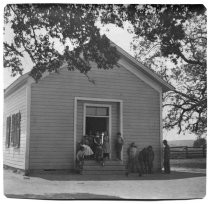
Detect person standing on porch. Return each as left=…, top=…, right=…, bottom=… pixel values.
left=94, top=132, right=103, bottom=165
left=116, top=132, right=124, bottom=160
left=163, top=140, right=171, bottom=174
left=81, top=142, right=94, bottom=160
left=103, top=131, right=110, bottom=161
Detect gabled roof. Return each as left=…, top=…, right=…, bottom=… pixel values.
left=112, top=42, right=174, bottom=93
left=4, top=72, right=29, bottom=97
left=4, top=41, right=174, bottom=97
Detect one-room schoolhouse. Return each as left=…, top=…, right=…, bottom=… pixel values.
left=3, top=42, right=174, bottom=174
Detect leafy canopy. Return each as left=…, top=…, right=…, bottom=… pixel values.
left=101, top=4, right=206, bottom=136
left=4, top=4, right=120, bottom=81
left=4, top=4, right=207, bottom=136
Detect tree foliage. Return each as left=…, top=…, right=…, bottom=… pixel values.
left=193, top=137, right=206, bottom=148
left=4, top=4, right=207, bottom=136
left=100, top=4, right=207, bottom=136
left=4, top=4, right=120, bottom=81
left=129, top=5, right=207, bottom=136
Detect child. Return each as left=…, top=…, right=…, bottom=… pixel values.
left=88, top=131, right=94, bottom=157
left=81, top=143, right=94, bottom=160
left=138, top=149, right=145, bottom=175
left=76, top=146, right=85, bottom=174
left=126, top=142, right=141, bottom=176
left=102, top=132, right=110, bottom=161
left=81, top=135, right=94, bottom=160
left=142, top=148, right=149, bottom=174
left=116, top=132, right=124, bottom=160
left=94, top=132, right=103, bottom=165
left=147, top=145, right=155, bottom=174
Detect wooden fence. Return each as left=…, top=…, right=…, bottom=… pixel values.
left=170, top=146, right=206, bottom=159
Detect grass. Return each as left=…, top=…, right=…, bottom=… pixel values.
left=170, top=158, right=206, bottom=169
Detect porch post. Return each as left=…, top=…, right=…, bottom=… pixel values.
left=73, top=98, right=77, bottom=168
left=120, top=101, right=123, bottom=161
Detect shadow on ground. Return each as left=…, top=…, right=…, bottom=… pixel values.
left=29, top=171, right=206, bottom=181
left=5, top=193, right=121, bottom=200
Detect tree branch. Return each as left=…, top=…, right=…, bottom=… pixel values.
left=4, top=42, right=24, bottom=57
left=175, top=47, right=203, bottom=66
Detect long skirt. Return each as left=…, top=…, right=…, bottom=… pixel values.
left=83, top=145, right=94, bottom=156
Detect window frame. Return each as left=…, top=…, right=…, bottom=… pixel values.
left=83, top=103, right=112, bottom=157
left=5, top=112, right=21, bottom=148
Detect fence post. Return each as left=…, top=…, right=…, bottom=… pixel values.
left=185, top=146, right=188, bottom=159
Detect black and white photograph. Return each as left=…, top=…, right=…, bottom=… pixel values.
left=2, top=2, right=207, bottom=200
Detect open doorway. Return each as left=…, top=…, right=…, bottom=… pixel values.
left=82, top=104, right=112, bottom=160
left=86, top=117, right=109, bottom=135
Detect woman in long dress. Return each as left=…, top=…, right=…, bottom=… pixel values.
left=80, top=135, right=93, bottom=160
left=81, top=144, right=94, bottom=160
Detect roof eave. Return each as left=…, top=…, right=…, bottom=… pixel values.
left=111, top=41, right=175, bottom=93
left=4, top=73, right=29, bottom=98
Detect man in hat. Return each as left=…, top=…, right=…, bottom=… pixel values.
left=163, top=140, right=170, bottom=174
left=147, top=145, right=155, bottom=174
left=116, top=132, right=124, bottom=160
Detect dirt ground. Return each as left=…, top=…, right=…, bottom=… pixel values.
left=4, top=166, right=206, bottom=200
left=171, top=158, right=206, bottom=169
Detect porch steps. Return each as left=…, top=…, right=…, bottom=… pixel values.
left=82, top=160, right=126, bottom=175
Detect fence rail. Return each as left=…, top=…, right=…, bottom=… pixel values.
left=170, top=146, right=206, bottom=159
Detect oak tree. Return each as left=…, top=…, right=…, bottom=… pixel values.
left=101, top=4, right=207, bottom=136
left=4, top=4, right=120, bottom=82
left=4, top=4, right=207, bottom=136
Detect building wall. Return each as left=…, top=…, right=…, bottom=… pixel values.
left=29, top=61, right=161, bottom=170
left=3, top=85, right=27, bottom=169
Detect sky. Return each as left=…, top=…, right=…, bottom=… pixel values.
left=2, top=4, right=200, bottom=142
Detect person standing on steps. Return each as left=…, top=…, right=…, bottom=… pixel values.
left=94, top=132, right=104, bottom=165
left=116, top=132, right=124, bottom=160
left=102, top=131, right=110, bottom=162
left=163, top=140, right=171, bottom=174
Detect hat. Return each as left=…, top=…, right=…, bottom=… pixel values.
left=131, top=142, right=136, bottom=147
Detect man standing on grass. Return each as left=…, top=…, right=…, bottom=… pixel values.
left=163, top=140, right=171, bottom=174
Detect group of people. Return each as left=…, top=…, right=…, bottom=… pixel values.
left=126, top=140, right=170, bottom=176
left=126, top=143, right=155, bottom=176
left=76, top=132, right=124, bottom=174
left=76, top=132, right=170, bottom=176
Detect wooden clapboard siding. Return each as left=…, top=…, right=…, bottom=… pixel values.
left=3, top=86, right=27, bottom=169
left=29, top=62, right=160, bottom=170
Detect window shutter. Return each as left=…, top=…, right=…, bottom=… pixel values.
left=13, top=114, right=17, bottom=147
left=11, top=114, right=15, bottom=146
left=16, top=112, right=21, bottom=148
left=6, top=116, right=11, bottom=148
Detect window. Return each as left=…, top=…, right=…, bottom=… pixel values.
left=6, top=112, right=21, bottom=148
left=86, top=106, right=109, bottom=116
left=6, top=116, right=11, bottom=148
